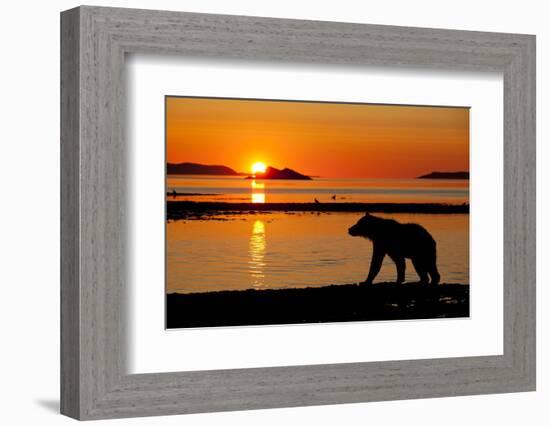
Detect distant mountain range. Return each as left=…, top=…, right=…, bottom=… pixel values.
left=246, top=166, right=312, bottom=180
left=418, top=171, right=469, bottom=180
left=167, top=162, right=242, bottom=176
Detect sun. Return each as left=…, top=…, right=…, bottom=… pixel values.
left=251, top=161, right=267, bottom=175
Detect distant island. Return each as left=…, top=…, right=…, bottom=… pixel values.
left=246, top=166, right=312, bottom=180
left=167, top=162, right=242, bottom=176
left=418, top=171, right=469, bottom=180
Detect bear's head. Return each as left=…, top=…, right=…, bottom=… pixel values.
left=348, top=213, right=377, bottom=238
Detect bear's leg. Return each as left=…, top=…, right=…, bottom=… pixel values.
left=429, top=264, right=440, bottom=285
left=412, top=258, right=429, bottom=284
left=363, top=246, right=385, bottom=285
left=391, top=256, right=406, bottom=284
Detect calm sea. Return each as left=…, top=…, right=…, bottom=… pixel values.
left=166, top=175, right=469, bottom=293
left=166, top=175, right=469, bottom=204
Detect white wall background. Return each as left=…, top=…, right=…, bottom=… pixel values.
left=0, top=0, right=546, bottom=425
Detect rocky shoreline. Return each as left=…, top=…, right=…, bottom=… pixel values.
left=167, top=282, right=469, bottom=329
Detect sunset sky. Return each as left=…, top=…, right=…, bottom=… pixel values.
left=166, top=96, right=469, bottom=179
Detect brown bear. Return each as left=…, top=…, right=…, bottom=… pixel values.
left=348, top=213, right=440, bottom=285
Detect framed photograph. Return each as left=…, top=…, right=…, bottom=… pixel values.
left=61, top=6, right=536, bottom=420
left=164, top=96, right=471, bottom=329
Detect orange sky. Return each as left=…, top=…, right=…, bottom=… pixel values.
left=166, top=96, right=469, bottom=179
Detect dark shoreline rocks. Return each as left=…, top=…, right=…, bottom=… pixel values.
left=167, top=282, right=469, bottom=329
left=166, top=201, right=469, bottom=221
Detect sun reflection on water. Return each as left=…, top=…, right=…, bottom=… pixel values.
left=251, top=180, right=265, bottom=203
left=251, top=193, right=265, bottom=203
left=249, top=220, right=266, bottom=288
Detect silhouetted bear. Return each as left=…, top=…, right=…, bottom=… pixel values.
left=348, top=213, right=440, bottom=285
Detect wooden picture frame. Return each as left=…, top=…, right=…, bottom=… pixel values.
left=60, top=5, right=536, bottom=420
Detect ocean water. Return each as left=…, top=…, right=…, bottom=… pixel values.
left=166, top=175, right=469, bottom=204
left=166, top=175, right=469, bottom=293
left=166, top=212, right=469, bottom=294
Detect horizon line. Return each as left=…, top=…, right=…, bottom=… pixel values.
left=166, top=161, right=469, bottom=180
